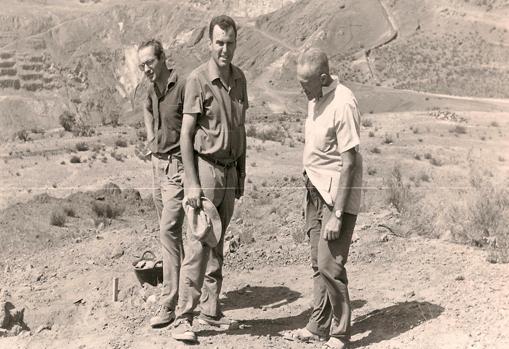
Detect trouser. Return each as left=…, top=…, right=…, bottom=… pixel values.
left=304, top=178, right=357, bottom=340
left=178, top=156, right=238, bottom=320
left=152, top=154, right=185, bottom=310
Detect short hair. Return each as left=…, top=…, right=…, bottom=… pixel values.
left=138, top=39, right=164, bottom=59
left=297, top=48, right=329, bottom=76
left=209, top=15, right=237, bottom=40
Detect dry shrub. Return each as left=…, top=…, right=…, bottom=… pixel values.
left=399, top=167, right=509, bottom=263
left=91, top=201, right=125, bottom=219
left=385, top=164, right=411, bottom=213
left=50, top=209, right=67, bottom=227
left=75, top=142, right=89, bottom=151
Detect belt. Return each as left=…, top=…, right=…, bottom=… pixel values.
left=197, top=153, right=237, bottom=168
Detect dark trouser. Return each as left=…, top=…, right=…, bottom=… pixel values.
left=152, top=154, right=185, bottom=310
left=304, top=179, right=357, bottom=340
left=178, top=156, right=238, bottom=320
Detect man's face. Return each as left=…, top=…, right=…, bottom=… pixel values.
left=138, top=46, right=164, bottom=83
left=209, top=25, right=236, bottom=69
left=297, top=64, right=322, bottom=101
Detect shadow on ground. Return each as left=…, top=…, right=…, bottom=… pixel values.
left=221, top=285, right=302, bottom=311
left=198, top=293, right=367, bottom=339
left=351, top=301, right=444, bottom=348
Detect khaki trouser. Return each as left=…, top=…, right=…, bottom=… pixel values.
left=152, top=154, right=185, bottom=310
left=178, top=156, right=238, bottom=320
left=304, top=178, right=357, bottom=340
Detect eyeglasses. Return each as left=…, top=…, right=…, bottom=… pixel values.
left=138, top=58, right=157, bottom=71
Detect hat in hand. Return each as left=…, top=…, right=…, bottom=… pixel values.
left=183, top=196, right=222, bottom=247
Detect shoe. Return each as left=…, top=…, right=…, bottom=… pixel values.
left=322, top=337, right=349, bottom=349
left=197, top=313, right=239, bottom=329
left=283, top=328, right=327, bottom=343
left=171, top=318, right=197, bottom=342
left=149, top=306, right=175, bottom=328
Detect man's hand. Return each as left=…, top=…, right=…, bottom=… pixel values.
left=322, top=215, right=342, bottom=241
left=185, top=186, right=203, bottom=209
left=236, top=175, right=246, bottom=199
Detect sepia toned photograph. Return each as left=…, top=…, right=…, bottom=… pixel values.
left=1, top=0, right=508, bottom=348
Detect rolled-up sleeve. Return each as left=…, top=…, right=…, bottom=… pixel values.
left=183, top=73, right=203, bottom=115
left=335, top=102, right=361, bottom=154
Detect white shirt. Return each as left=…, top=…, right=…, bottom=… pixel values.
left=303, top=76, right=363, bottom=214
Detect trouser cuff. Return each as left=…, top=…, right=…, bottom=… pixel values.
left=306, top=321, right=329, bottom=338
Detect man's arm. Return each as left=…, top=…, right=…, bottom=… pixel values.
left=322, top=101, right=361, bottom=240
left=235, top=125, right=246, bottom=199
left=180, top=113, right=202, bottom=208
left=143, top=98, right=155, bottom=156
left=322, top=148, right=357, bottom=240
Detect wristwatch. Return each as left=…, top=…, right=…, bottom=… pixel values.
left=334, top=209, right=343, bottom=219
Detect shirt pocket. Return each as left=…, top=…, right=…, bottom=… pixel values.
left=232, top=98, right=246, bottom=127
left=313, top=125, right=336, bottom=152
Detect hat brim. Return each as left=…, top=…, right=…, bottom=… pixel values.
left=184, top=196, right=222, bottom=247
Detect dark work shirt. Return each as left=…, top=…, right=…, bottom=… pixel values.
left=145, top=69, right=185, bottom=155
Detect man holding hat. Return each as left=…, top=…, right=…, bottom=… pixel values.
left=172, top=14, right=248, bottom=343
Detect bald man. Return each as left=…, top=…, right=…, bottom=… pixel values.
left=284, top=48, right=363, bottom=349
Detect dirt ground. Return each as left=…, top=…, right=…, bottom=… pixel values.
left=1, top=108, right=508, bottom=348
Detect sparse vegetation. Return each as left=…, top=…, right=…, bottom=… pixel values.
left=383, top=134, right=394, bottom=144
left=370, top=147, right=382, bottom=154
left=70, top=156, right=81, bottom=164
left=115, top=139, right=128, bottom=148
left=75, top=142, right=89, bottom=151
left=385, top=164, right=411, bottom=213
left=450, top=125, right=467, bottom=135
left=91, top=201, right=125, bottom=219
left=362, top=118, right=373, bottom=127
left=50, top=209, right=67, bottom=227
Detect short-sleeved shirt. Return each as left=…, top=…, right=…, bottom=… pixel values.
left=303, top=76, right=363, bottom=214
left=183, top=59, right=248, bottom=163
left=145, top=69, right=185, bottom=155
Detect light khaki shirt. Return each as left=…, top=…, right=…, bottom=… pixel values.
left=183, top=59, right=248, bottom=163
left=303, top=76, right=363, bottom=214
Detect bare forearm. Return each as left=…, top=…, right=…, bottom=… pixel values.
left=143, top=110, right=155, bottom=143
left=181, top=131, right=199, bottom=187
left=333, top=151, right=357, bottom=212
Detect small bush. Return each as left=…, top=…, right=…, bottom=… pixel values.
left=430, top=157, right=443, bottom=166
left=449, top=125, right=467, bottom=134
left=70, top=156, right=81, bottom=163
left=414, top=154, right=421, bottom=160
left=490, top=121, right=499, bottom=127
left=419, top=172, right=431, bottom=182
left=50, top=209, right=67, bottom=226
left=382, top=134, right=394, bottom=144
left=59, top=111, right=76, bottom=132
left=362, top=118, right=373, bottom=127
left=367, top=167, right=377, bottom=175
left=91, top=201, right=125, bottom=219
left=370, top=147, right=381, bottom=154
left=368, top=131, right=375, bottom=137
left=424, top=152, right=432, bottom=160
left=75, top=142, right=89, bottom=151
left=14, top=129, right=30, bottom=142
left=110, top=151, right=124, bottom=162
left=115, top=139, right=128, bottom=148
left=385, top=164, right=411, bottom=213
left=63, top=206, right=76, bottom=217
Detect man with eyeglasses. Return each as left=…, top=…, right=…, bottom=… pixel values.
left=137, top=39, right=186, bottom=328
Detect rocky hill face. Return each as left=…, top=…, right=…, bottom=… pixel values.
left=0, top=0, right=508, bottom=139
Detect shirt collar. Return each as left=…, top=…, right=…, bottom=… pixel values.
left=207, top=58, right=242, bottom=83
left=152, top=68, right=178, bottom=97
left=318, top=75, right=338, bottom=101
